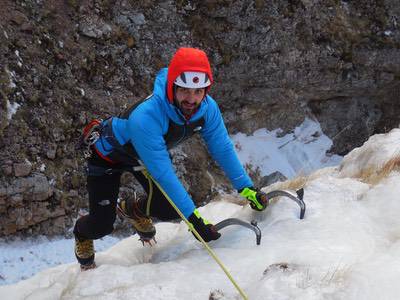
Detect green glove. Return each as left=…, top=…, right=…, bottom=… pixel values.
left=240, top=187, right=269, bottom=211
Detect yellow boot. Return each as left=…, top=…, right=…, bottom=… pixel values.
left=74, top=237, right=96, bottom=270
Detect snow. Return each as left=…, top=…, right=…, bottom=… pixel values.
left=232, top=117, right=342, bottom=178
left=77, top=88, right=85, bottom=97
left=6, top=68, right=17, bottom=89
left=15, top=50, right=23, bottom=67
left=5, top=67, right=21, bottom=121
left=338, top=128, right=400, bottom=178
left=39, top=163, right=46, bottom=172
left=0, top=236, right=119, bottom=285
left=1, top=121, right=400, bottom=300
left=6, top=99, right=20, bottom=121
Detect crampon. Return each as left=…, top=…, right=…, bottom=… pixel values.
left=80, top=262, right=97, bottom=271
left=138, top=235, right=157, bottom=246
left=117, top=197, right=157, bottom=246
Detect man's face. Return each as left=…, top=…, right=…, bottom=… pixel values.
left=174, top=86, right=206, bottom=117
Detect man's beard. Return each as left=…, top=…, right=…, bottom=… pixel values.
left=174, top=100, right=200, bottom=117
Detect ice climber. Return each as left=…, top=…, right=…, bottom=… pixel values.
left=73, top=47, right=269, bottom=270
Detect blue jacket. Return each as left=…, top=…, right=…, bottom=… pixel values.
left=95, top=68, right=253, bottom=218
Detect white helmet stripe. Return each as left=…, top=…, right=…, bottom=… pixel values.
left=174, top=71, right=211, bottom=88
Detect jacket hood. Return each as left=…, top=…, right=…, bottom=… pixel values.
left=166, top=47, right=213, bottom=103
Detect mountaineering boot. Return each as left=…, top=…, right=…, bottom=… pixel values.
left=74, top=237, right=96, bottom=271
left=117, top=196, right=156, bottom=245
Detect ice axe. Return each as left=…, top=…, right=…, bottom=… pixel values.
left=214, top=218, right=262, bottom=245
left=264, top=188, right=306, bottom=219
left=213, top=188, right=305, bottom=246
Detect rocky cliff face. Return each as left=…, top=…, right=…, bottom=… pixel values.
left=1, top=0, right=399, bottom=236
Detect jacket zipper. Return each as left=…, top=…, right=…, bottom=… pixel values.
left=174, top=121, right=187, bottom=146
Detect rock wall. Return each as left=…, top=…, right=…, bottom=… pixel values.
left=0, top=0, right=399, bottom=236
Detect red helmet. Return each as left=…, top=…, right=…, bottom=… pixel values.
left=167, top=48, right=213, bottom=103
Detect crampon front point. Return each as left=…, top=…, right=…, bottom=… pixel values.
left=138, top=236, right=157, bottom=246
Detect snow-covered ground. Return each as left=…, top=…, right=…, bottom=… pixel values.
left=0, top=235, right=120, bottom=285
left=2, top=120, right=399, bottom=300
left=0, top=118, right=334, bottom=287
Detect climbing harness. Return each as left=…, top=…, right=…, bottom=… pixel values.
left=77, top=119, right=102, bottom=158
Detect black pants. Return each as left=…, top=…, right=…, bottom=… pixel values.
left=73, top=155, right=180, bottom=240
